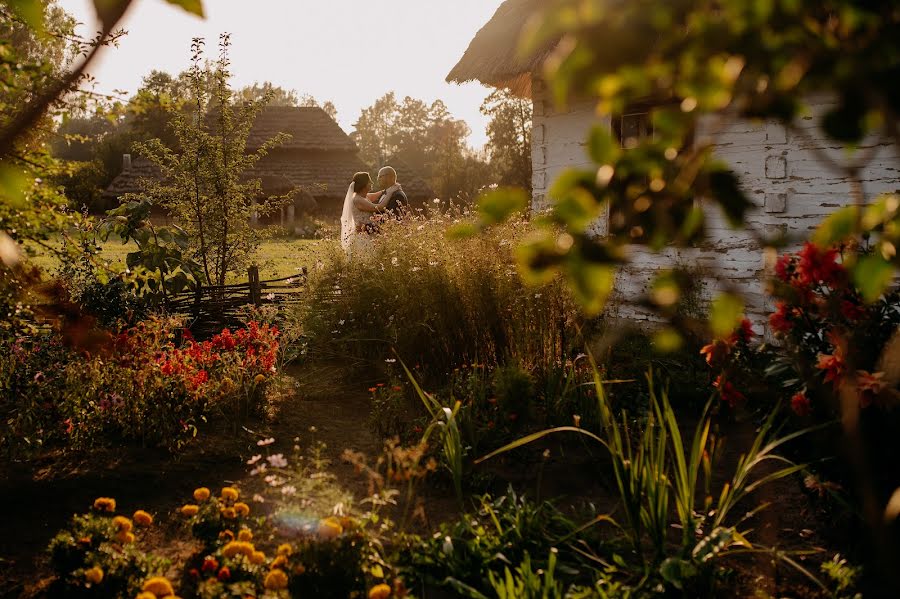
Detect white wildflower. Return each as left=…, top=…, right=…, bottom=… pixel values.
left=247, top=454, right=262, bottom=465
left=280, top=485, right=297, bottom=496
left=257, top=437, right=275, bottom=447
left=267, top=453, right=288, bottom=468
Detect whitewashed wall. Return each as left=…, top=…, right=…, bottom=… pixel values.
left=530, top=81, right=900, bottom=327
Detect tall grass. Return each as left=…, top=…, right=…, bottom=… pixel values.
left=299, top=210, right=578, bottom=376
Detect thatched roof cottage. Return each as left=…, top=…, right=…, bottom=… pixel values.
left=104, top=106, right=433, bottom=225
left=449, top=0, right=900, bottom=324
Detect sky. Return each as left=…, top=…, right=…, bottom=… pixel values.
left=56, top=0, right=504, bottom=147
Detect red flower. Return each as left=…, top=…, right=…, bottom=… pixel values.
left=840, top=299, right=866, bottom=322
left=790, top=391, right=811, bottom=417
left=700, top=341, right=728, bottom=366
left=713, top=374, right=745, bottom=407
left=774, top=254, right=794, bottom=283
left=797, top=243, right=843, bottom=288
left=816, top=351, right=845, bottom=388
left=730, top=318, right=755, bottom=344
left=218, top=566, right=231, bottom=582
left=189, top=568, right=200, bottom=579
left=202, top=558, right=219, bottom=573
left=768, top=302, right=793, bottom=334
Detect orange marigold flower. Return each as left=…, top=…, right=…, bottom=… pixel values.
left=264, top=569, right=289, bottom=590
left=254, top=374, right=266, bottom=384
left=222, top=541, right=255, bottom=559
left=112, top=516, right=132, bottom=533
left=84, top=566, right=103, bottom=585
left=180, top=504, right=199, bottom=517
left=115, top=530, right=135, bottom=544
left=276, top=543, right=293, bottom=556
left=816, top=351, right=845, bottom=388
left=142, top=576, right=174, bottom=597
left=857, top=370, right=886, bottom=408
left=133, top=510, right=153, bottom=527
left=136, top=593, right=156, bottom=599
left=271, top=554, right=289, bottom=569
left=250, top=551, right=267, bottom=565
left=217, top=566, right=231, bottom=582
left=317, top=517, right=343, bottom=540
left=93, top=497, right=116, bottom=512
left=221, top=487, right=239, bottom=502
left=219, top=530, right=235, bottom=542
left=237, top=528, right=253, bottom=542
left=193, top=487, right=211, bottom=502
left=221, top=507, right=237, bottom=519
left=234, top=502, right=250, bottom=517
left=369, top=583, right=392, bottom=599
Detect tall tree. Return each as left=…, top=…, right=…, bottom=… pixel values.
left=481, top=89, right=532, bottom=192
left=133, top=36, right=289, bottom=287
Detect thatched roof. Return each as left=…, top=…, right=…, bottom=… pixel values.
left=246, top=106, right=358, bottom=152
left=446, top=0, right=556, bottom=97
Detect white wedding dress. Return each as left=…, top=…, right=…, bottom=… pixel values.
left=340, top=184, right=375, bottom=260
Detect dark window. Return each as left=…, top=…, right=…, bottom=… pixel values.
left=613, top=111, right=654, bottom=148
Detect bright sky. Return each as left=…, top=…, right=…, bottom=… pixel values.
left=56, top=0, right=503, bottom=147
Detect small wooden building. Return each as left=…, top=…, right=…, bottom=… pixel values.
left=449, top=0, right=900, bottom=324
left=104, top=106, right=433, bottom=226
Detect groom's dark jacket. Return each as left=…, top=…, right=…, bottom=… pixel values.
left=378, top=188, right=408, bottom=220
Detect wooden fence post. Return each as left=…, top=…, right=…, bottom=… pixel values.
left=248, top=265, right=261, bottom=306
left=193, top=284, right=202, bottom=320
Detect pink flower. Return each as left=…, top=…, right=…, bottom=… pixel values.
left=790, top=391, right=811, bottom=417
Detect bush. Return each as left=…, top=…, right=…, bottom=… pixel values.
left=300, top=211, right=579, bottom=378
left=0, top=319, right=281, bottom=456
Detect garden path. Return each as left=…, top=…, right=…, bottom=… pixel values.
left=0, top=361, right=385, bottom=597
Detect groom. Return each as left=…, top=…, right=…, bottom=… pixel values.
left=374, top=166, right=408, bottom=220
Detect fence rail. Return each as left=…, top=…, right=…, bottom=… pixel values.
left=165, top=266, right=307, bottom=338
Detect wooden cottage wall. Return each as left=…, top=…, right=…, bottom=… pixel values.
left=530, top=85, right=900, bottom=328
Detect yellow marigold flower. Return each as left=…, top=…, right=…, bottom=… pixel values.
left=136, top=593, right=155, bottom=599
left=222, top=541, right=255, bottom=559
left=317, top=516, right=343, bottom=540
left=115, top=530, right=135, bottom=544
left=254, top=374, right=266, bottom=384
left=113, top=516, right=133, bottom=533
left=234, top=502, right=250, bottom=517
left=271, top=555, right=288, bottom=569
left=142, top=576, right=174, bottom=597
left=369, top=583, right=392, bottom=599
left=180, top=504, right=199, bottom=517
left=84, top=566, right=103, bottom=585
left=237, top=528, right=253, bottom=542
left=276, top=543, right=292, bottom=556
left=193, top=487, right=211, bottom=502
left=93, top=497, right=116, bottom=512
left=133, top=510, right=153, bottom=527
left=219, top=529, right=235, bottom=542
left=264, top=569, right=289, bottom=590
left=250, top=551, right=266, bottom=565
left=221, top=507, right=237, bottom=519
left=220, top=487, right=239, bottom=502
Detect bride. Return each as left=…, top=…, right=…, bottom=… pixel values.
left=340, top=171, right=401, bottom=258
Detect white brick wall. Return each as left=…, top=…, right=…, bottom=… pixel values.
left=530, top=87, right=900, bottom=326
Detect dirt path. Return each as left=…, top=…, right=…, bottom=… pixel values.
left=0, top=361, right=383, bottom=598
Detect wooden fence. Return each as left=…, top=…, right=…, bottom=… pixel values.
left=165, top=265, right=307, bottom=338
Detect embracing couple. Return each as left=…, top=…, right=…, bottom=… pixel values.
left=340, top=166, right=407, bottom=258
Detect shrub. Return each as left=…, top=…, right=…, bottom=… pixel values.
left=47, top=498, right=168, bottom=598
left=300, top=211, right=579, bottom=377
left=0, top=319, right=281, bottom=456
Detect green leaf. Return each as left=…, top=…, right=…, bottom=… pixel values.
left=8, top=0, right=45, bottom=31
left=659, top=557, right=698, bottom=590
left=566, top=259, right=615, bottom=316
left=813, top=206, right=859, bottom=246
left=0, top=164, right=28, bottom=208
left=853, top=254, right=894, bottom=303
left=161, top=0, right=205, bottom=17
left=587, top=126, right=621, bottom=165
left=553, top=188, right=602, bottom=231
left=709, top=292, right=744, bottom=339
left=477, top=188, right=529, bottom=225
left=653, top=328, right=683, bottom=353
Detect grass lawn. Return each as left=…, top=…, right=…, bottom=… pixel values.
left=24, top=236, right=336, bottom=283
